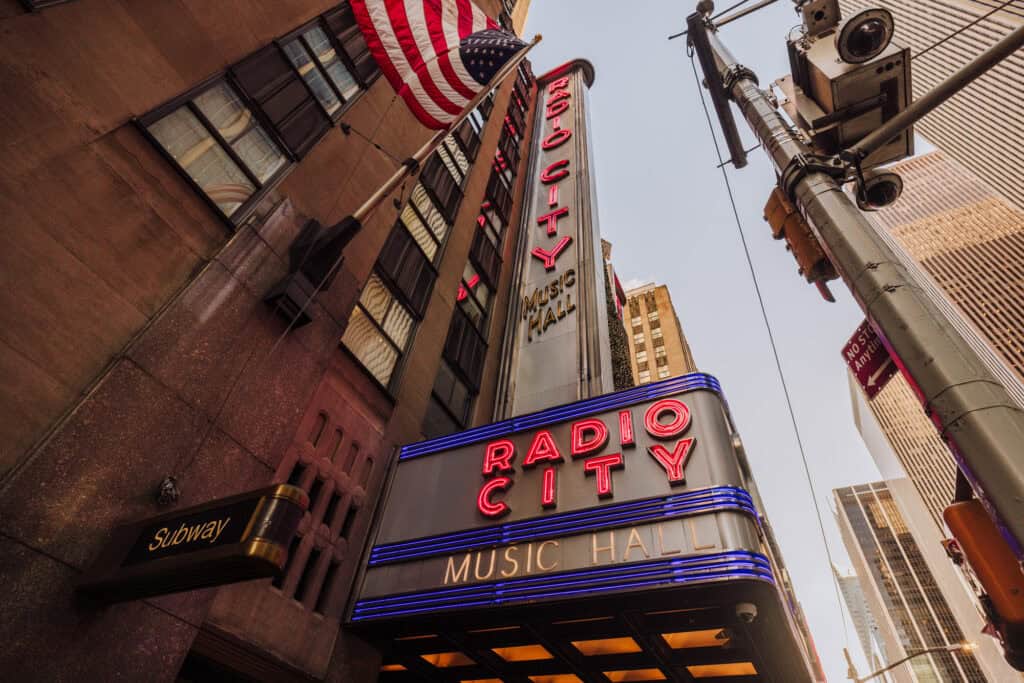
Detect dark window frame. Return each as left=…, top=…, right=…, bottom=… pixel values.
left=136, top=73, right=293, bottom=229
left=278, top=18, right=368, bottom=123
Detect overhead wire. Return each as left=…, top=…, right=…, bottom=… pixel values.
left=685, top=45, right=852, bottom=651
left=913, top=0, right=1021, bottom=61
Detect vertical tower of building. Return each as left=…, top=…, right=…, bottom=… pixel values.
left=834, top=482, right=987, bottom=682
left=839, top=0, right=1024, bottom=211
left=623, top=283, right=697, bottom=384
left=836, top=566, right=891, bottom=677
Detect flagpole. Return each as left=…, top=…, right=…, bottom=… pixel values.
left=353, top=32, right=543, bottom=223
left=266, top=33, right=544, bottom=339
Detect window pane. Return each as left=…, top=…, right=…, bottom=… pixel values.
left=399, top=208, right=438, bottom=262
left=358, top=273, right=392, bottom=323
left=409, top=185, right=450, bottom=249
left=147, top=107, right=255, bottom=216
left=341, top=308, right=399, bottom=386
left=192, top=83, right=286, bottom=182
left=381, top=299, right=414, bottom=348
left=282, top=39, right=342, bottom=116
left=304, top=25, right=360, bottom=100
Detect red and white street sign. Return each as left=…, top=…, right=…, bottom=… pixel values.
left=843, top=319, right=898, bottom=399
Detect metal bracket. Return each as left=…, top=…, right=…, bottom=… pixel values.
left=779, top=152, right=847, bottom=201
left=723, top=64, right=758, bottom=93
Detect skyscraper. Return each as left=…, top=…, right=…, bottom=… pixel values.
left=624, top=283, right=698, bottom=384
left=836, top=566, right=891, bottom=677
left=835, top=482, right=987, bottom=682
left=839, top=0, right=1024, bottom=211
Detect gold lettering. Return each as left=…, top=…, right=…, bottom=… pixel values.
left=565, top=292, right=576, bottom=314
left=211, top=517, right=230, bottom=543
left=528, top=312, right=542, bottom=341
left=543, top=306, right=557, bottom=331
left=623, top=527, right=650, bottom=561
left=444, top=554, right=471, bottom=584
left=149, top=527, right=169, bottom=551
left=688, top=519, right=716, bottom=551
left=500, top=546, right=520, bottom=577
left=171, top=524, right=189, bottom=546
left=656, top=523, right=682, bottom=556
left=537, top=540, right=559, bottom=571
left=592, top=531, right=615, bottom=565
left=564, top=269, right=576, bottom=288
left=474, top=549, right=497, bottom=580
left=557, top=298, right=565, bottom=319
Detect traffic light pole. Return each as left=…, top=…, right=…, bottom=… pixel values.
left=691, top=15, right=1024, bottom=559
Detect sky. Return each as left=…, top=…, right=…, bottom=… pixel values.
left=523, top=2, right=890, bottom=680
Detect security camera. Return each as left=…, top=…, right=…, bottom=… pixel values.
left=837, top=9, right=894, bottom=64
left=777, top=6, right=912, bottom=168
left=735, top=602, right=758, bottom=624
left=855, top=168, right=903, bottom=211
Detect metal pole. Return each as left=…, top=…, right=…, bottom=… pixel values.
left=688, top=13, right=748, bottom=168
left=854, top=643, right=968, bottom=683
left=700, top=24, right=1024, bottom=558
left=848, top=23, right=1024, bottom=162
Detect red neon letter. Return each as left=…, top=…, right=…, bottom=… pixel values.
left=571, top=418, right=609, bottom=458
left=523, top=429, right=563, bottom=467
left=540, top=159, right=570, bottom=184
left=542, top=128, right=572, bottom=150
left=546, top=99, right=570, bottom=119
left=477, top=477, right=513, bottom=517
left=647, top=438, right=696, bottom=485
left=583, top=453, right=624, bottom=498
left=547, top=76, right=570, bottom=93
left=483, top=439, right=515, bottom=475
left=541, top=466, right=557, bottom=508
left=537, top=206, right=569, bottom=236
left=619, top=410, right=635, bottom=447
left=531, top=236, right=572, bottom=270
left=547, top=185, right=559, bottom=207
left=643, top=399, right=691, bottom=439
left=547, top=89, right=571, bottom=105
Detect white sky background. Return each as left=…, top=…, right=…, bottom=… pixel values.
left=524, top=2, right=890, bottom=680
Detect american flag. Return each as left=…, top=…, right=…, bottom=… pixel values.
left=352, top=0, right=527, bottom=129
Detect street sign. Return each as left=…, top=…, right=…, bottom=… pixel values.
left=843, top=319, right=898, bottom=399
left=78, top=484, right=307, bottom=603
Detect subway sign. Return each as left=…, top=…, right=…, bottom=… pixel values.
left=78, top=484, right=307, bottom=602
left=351, top=374, right=771, bottom=622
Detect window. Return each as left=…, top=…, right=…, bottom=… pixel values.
left=633, top=332, right=645, bottom=344
left=628, top=299, right=640, bottom=317
left=322, top=3, right=381, bottom=87
left=631, top=316, right=642, bottom=328
left=377, top=225, right=435, bottom=316
left=341, top=273, right=416, bottom=388
left=655, top=347, right=667, bottom=358
left=281, top=23, right=361, bottom=118
left=424, top=361, right=473, bottom=438
left=638, top=370, right=651, bottom=384
left=142, top=79, right=288, bottom=222
left=658, top=368, right=671, bottom=379
left=635, top=341, right=646, bottom=352
left=648, top=317, right=661, bottom=329
left=636, top=350, right=648, bottom=363
left=648, top=310, right=659, bottom=321
left=457, top=262, right=492, bottom=334
left=651, top=328, right=663, bottom=340
left=656, top=356, right=668, bottom=367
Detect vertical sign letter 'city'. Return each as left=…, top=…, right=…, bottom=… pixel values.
left=524, top=75, right=576, bottom=341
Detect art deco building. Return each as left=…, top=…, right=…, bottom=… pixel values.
left=835, top=483, right=987, bottom=682
left=839, top=0, right=1024, bottom=211
left=0, top=1, right=536, bottom=680
left=624, top=283, right=698, bottom=384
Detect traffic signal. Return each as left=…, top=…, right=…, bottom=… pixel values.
left=763, top=187, right=838, bottom=300
left=945, top=499, right=1024, bottom=670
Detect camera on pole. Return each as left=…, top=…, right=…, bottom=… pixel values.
left=777, top=1, right=913, bottom=175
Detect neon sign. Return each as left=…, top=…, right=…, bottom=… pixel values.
left=476, top=398, right=697, bottom=517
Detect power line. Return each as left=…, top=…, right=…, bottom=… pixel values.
left=686, top=47, right=852, bottom=650
left=913, top=0, right=1020, bottom=61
